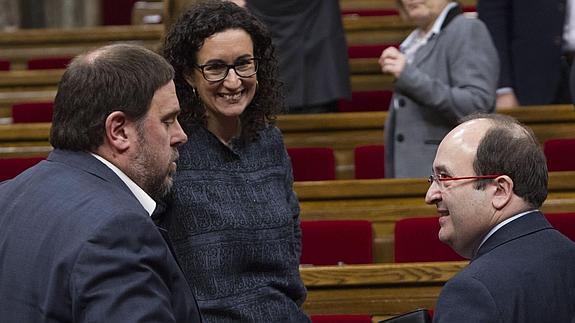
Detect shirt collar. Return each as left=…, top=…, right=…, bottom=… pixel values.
left=91, top=153, right=156, bottom=217
left=400, top=2, right=458, bottom=52
left=475, top=209, right=539, bottom=256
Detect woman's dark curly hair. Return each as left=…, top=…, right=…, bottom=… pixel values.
left=162, top=0, right=283, bottom=142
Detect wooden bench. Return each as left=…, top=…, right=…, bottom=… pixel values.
left=0, top=14, right=421, bottom=71
left=279, top=105, right=575, bottom=179
left=1, top=105, right=575, bottom=177
left=0, top=25, right=164, bottom=70
left=0, top=68, right=394, bottom=114
left=340, top=0, right=476, bottom=10
left=302, top=261, right=467, bottom=319
left=296, top=171, right=575, bottom=262
left=1, top=122, right=574, bottom=263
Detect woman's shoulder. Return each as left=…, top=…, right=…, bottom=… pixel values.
left=448, top=14, right=490, bottom=35
left=257, top=123, right=285, bottom=144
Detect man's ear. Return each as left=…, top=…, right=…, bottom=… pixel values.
left=105, top=111, right=133, bottom=152
left=492, top=175, right=514, bottom=210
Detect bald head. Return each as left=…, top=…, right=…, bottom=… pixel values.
left=456, top=114, right=548, bottom=207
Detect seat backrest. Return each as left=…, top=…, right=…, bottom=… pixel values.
left=27, top=57, right=71, bottom=70
left=394, top=216, right=465, bottom=263
left=11, top=102, right=54, bottom=123
left=543, top=138, right=575, bottom=171
left=545, top=212, right=575, bottom=241
left=347, top=43, right=400, bottom=58
left=338, top=90, right=392, bottom=112
left=0, top=157, right=45, bottom=181
left=354, top=144, right=385, bottom=179
left=311, top=314, right=372, bottom=323
left=0, top=59, right=10, bottom=71
left=101, top=0, right=139, bottom=25
left=287, top=147, right=336, bottom=181
left=300, top=220, right=373, bottom=266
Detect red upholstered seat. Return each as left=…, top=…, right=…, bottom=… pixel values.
left=0, top=157, right=45, bottom=181
left=11, top=102, right=54, bottom=123
left=311, top=314, right=372, bottom=323
left=0, top=59, right=10, bottom=70
left=348, top=43, right=399, bottom=58
left=546, top=212, right=575, bottom=241
left=543, top=138, right=575, bottom=171
left=27, top=57, right=71, bottom=70
left=287, top=147, right=336, bottom=181
left=338, top=90, right=392, bottom=112
left=354, top=144, right=385, bottom=179
left=101, top=0, right=139, bottom=25
left=300, top=220, right=373, bottom=266
left=394, top=216, right=465, bottom=263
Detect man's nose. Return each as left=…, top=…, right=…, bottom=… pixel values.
left=425, top=181, right=442, bottom=205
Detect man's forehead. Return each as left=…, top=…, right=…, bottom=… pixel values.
left=433, top=119, right=491, bottom=172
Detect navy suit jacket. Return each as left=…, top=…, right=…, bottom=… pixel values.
left=477, top=0, right=567, bottom=105
left=433, top=211, right=575, bottom=322
left=0, top=150, right=201, bottom=322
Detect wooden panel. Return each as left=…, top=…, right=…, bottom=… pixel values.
left=301, top=261, right=467, bottom=316
left=340, top=0, right=477, bottom=10
left=350, top=58, right=381, bottom=74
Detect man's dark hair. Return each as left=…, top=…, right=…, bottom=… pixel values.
left=461, top=113, right=548, bottom=208
left=50, top=44, right=174, bottom=151
left=162, top=0, right=283, bottom=142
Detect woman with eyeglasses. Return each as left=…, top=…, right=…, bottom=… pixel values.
left=162, top=1, right=309, bottom=322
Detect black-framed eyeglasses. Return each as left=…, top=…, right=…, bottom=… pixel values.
left=428, top=174, right=502, bottom=185
left=195, top=58, right=258, bottom=82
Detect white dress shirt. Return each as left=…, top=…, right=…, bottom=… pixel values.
left=91, top=153, right=156, bottom=217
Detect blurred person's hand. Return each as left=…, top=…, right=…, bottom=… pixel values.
left=378, top=46, right=406, bottom=78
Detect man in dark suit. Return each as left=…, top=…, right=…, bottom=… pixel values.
left=0, top=44, right=202, bottom=322
left=426, top=113, right=575, bottom=322
left=477, top=0, right=571, bottom=107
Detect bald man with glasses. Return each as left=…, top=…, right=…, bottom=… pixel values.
left=426, top=113, right=575, bottom=322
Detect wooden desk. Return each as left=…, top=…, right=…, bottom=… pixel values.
left=302, top=261, right=467, bottom=317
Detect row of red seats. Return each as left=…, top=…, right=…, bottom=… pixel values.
left=2, top=140, right=574, bottom=182
left=7, top=92, right=391, bottom=125
left=0, top=57, right=72, bottom=71
left=395, top=212, right=575, bottom=262
left=287, top=146, right=384, bottom=181
left=303, top=212, right=575, bottom=265
left=288, top=139, right=575, bottom=181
